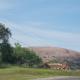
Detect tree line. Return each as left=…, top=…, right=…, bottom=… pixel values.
left=0, top=23, right=42, bottom=68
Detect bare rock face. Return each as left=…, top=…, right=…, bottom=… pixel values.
left=29, top=47, right=80, bottom=62
left=29, top=47, right=80, bottom=69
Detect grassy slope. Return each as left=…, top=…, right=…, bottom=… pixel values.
left=0, top=67, right=80, bottom=80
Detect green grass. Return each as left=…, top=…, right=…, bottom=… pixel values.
left=0, top=67, right=80, bottom=80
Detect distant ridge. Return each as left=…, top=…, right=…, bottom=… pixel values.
left=29, top=47, right=80, bottom=62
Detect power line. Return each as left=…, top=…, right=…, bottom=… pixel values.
left=10, top=25, right=51, bottom=46
left=11, top=37, right=29, bottom=46
left=11, top=26, right=44, bottom=41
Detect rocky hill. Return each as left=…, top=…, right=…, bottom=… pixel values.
left=29, top=47, right=80, bottom=69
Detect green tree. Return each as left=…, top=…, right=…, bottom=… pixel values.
left=23, top=50, right=42, bottom=67
left=14, top=43, right=42, bottom=67
left=13, top=43, right=26, bottom=64
left=0, top=43, right=13, bottom=63
left=0, top=23, right=11, bottom=43
left=0, top=23, right=13, bottom=64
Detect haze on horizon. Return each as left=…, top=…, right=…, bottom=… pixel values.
left=0, top=0, right=80, bottom=51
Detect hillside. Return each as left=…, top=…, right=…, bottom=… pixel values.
left=29, top=47, right=80, bottom=61
left=29, top=47, right=80, bottom=69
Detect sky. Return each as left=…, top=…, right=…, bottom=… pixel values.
left=0, top=0, right=80, bottom=51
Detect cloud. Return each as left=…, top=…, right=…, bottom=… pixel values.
left=0, top=20, right=80, bottom=51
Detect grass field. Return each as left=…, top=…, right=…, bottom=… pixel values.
left=0, top=67, right=80, bottom=80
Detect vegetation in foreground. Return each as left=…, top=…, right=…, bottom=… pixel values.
left=0, top=23, right=42, bottom=68
left=0, top=67, right=80, bottom=80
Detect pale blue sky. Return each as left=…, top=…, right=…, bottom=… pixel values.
left=0, top=0, right=80, bottom=51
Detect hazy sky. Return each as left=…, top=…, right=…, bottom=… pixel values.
left=0, top=0, right=80, bottom=51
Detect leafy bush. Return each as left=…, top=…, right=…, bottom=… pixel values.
left=13, top=43, right=42, bottom=67
left=0, top=43, right=14, bottom=64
